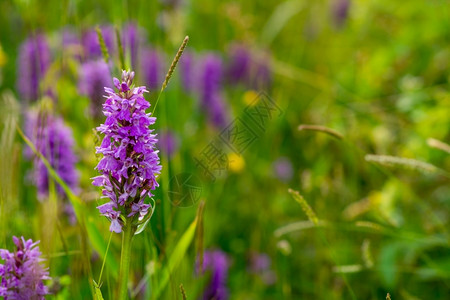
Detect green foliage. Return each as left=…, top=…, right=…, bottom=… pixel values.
left=153, top=214, right=198, bottom=299
left=0, top=0, right=449, bottom=299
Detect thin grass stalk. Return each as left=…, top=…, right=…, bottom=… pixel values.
left=288, top=188, right=319, bottom=225
left=196, top=201, right=205, bottom=273
left=365, top=154, right=450, bottom=178
left=97, top=232, right=113, bottom=285
left=180, top=284, right=187, bottom=300
left=298, top=124, right=344, bottom=140
left=152, top=36, right=189, bottom=115
left=96, top=27, right=110, bottom=64
left=427, top=138, right=450, bottom=154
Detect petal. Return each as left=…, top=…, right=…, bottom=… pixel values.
left=110, top=219, right=122, bottom=233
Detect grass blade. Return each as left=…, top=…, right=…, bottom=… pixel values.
left=365, top=154, right=450, bottom=178
left=298, top=124, right=344, bottom=140
left=153, top=216, right=198, bottom=298
left=427, top=138, right=450, bottom=154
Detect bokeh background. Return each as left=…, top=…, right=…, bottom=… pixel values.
left=0, top=0, right=449, bottom=299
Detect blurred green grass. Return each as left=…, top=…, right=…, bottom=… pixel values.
left=0, top=0, right=449, bottom=299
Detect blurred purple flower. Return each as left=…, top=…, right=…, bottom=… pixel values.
left=248, top=252, right=277, bottom=285
left=62, top=30, right=79, bottom=46
left=122, top=23, right=146, bottom=70
left=199, top=54, right=229, bottom=128
left=25, top=111, right=79, bottom=202
left=179, top=51, right=195, bottom=93
left=0, top=236, right=50, bottom=299
left=158, top=130, right=179, bottom=157
left=78, top=59, right=112, bottom=118
left=200, top=54, right=222, bottom=101
left=17, top=34, right=51, bottom=102
left=272, top=157, right=293, bottom=182
left=82, top=26, right=115, bottom=59
left=249, top=53, right=272, bottom=90
left=332, top=0, right=350, bottom=27
left=209, top=94, right=228, bottom=128
left=61, top=29, right=80, bottom=48
left=248, top=252, right=271, bottom=273
left=160, top=0, right=184, bottom=8
left=60, top=28, right=82, bottom=60
left=93, top=70, right=162, bottom=233
left=225, top=43, right=272, bottom=90
left=197, top=250, right=229, bottom=300
left=226, top=44, right=251, bottom=85
left=141, top=48, right=166, bottom=91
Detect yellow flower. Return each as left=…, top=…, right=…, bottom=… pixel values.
left=242, top=90, right=259, bottom=106
left=228, top=152, right=245, bottom=173
left=0, top=44, right=7, bottom=67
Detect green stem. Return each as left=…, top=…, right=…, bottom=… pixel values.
left=118, top=223, right=136, bottom=300
left=98, top=231, right=113, bottom=284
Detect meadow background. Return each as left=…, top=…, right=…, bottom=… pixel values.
left=0, top=0, right=449, bottom=299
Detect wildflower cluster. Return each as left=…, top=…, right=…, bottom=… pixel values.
left=17, top=34, right=50, bottom=102
left=0, top=236, right=50, bottom=299
left=25, top=111, right=79, bottom=202
left=93, top=70, right=161, bottom=233
left=78, top=60, right=112, bottom=118
left=199, top=54, right=228, bottom=128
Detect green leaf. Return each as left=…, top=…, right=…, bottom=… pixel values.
left=152, top=217, right=198, bottom=298
left=93, top=280, right=105, bottom=300
left=378, top=242, right=403, bottom=288
left=135, top=198, right=156, bottom=236
left=135, top=216, right=151, bottom=236
left=261, top=0, right=304, bottom=44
